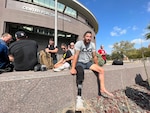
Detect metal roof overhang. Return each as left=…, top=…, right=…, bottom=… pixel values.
left=57, top=0, right=98, bottom=34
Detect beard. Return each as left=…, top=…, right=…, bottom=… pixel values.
left=84, top=38, right=91, bottom=45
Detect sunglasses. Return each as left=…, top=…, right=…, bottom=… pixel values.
left=61, top=48, right=65, bottom=50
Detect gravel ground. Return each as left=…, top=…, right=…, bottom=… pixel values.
left=59, top=83, right=150, bottom=113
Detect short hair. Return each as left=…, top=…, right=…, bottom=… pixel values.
left=49, top=38, right=54, bottom=41
left=83, top=31, right=92, bottom=37
left=61, top=43, right=67, bottom=47
left=1, top=33, right=11, bottom=38
left=100, top=45, right=104, bottom=48
left=70, top=42, right=75, bottom=45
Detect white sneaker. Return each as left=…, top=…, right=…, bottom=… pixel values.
left=53, top=68, right=61, bottom=72
left=59, top=66, right=65, bottom=70
left=64, top=67, right=70, bottom=70
left=53, top=66, right=64, bottom=72
left=76, top=96, right=85, bottom=111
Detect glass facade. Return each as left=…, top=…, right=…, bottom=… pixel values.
left=64, top=6, right=77, bottom=18
left=19, top=0, right=77, bottom=18
left=17, top=0, right=95, bottom=29
left=57, top=2, right=65, bottom=12
left=33, top=0, right=76, bottom=17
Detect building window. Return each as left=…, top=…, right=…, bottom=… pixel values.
left=33, top=0, right=76, bottom=18
left=57, top=2, right=65, bottom=12
left=33, top=0, right=65, bottom=12
left=64, top=6, right=77, bottom=18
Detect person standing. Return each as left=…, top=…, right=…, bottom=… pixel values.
left=0, top=33, right=13, bottom=71
left=98, top=45, right=107, bottom=64
left=70, top=31, right=113, bottom=111
left=9, top=31, right=38, bottom=71
left=45, top=38, right=58, bottom=64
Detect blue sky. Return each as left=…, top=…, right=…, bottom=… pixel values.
left=78, top=0, right=150, bottom=54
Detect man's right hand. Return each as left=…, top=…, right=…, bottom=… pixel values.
left=45, top=48, right=49, bottom=53
left=70, top=68, right=77, bottom=75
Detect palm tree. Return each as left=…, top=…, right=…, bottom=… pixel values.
left=145, top=25, right=150, bottom=40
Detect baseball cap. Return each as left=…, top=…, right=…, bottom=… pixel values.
left=15, top=31, right=26, bottom=38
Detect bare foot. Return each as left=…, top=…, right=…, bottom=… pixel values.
left=101, top=89, right=114, bottom=97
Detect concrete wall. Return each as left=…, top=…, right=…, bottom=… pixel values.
left=0, top=63, right=150, bottom=112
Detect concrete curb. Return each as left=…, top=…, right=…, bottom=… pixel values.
left=0, top=62, right=149, bottom=112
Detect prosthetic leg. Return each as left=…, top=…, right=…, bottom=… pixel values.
left=75, top=65, right=85, bottom=112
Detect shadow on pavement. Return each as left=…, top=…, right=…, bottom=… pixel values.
left=135, top=74, right=150, bottom=90
left=65, top=110, right=74, bottom=113
left=125, top=86, right=150, bottom=110
left=65, top=110, right=82, bottom=113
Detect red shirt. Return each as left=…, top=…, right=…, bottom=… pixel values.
left=98, top=49, right=106, bottom=60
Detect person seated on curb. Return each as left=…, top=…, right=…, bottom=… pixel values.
left=9, top=31, right=39, bottom=71
left=0, top=33, right=14, bottom=73
left=53, top=43, right=73, bottom=72
left=69, top=42, right=75, bottom=55
left=45, top=38, right=58, bottom=65
left=70, top=31, right=114, bottom=111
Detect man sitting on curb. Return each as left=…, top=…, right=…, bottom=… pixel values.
left=70, top=31, right=114, bottom=111
left=0, top=33, right=14, bottom=73
left=9, top=31, right=38, bottom=71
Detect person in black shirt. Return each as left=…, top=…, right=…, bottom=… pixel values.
left=53, top=43, right=73, bottom=72
left=45, top=38, right=58, bottom=64
left=9, top=31, right=38, bottom=71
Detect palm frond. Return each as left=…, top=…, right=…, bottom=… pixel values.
left=145, top=33, right=150, bottom=40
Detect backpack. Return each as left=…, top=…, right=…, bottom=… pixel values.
left=39, top=50, right=54, bottom=69
left=112, top=60, right=123, bottom=65
left=97, top=53, right=105, bottom=67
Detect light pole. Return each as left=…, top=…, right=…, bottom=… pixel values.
left=141, top=38, right=150, bottom=86
left=54, top=0, right=58, bottom=46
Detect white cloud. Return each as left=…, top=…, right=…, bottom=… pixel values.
left=110, top=26, right=127, bottom=36
left=147, top=2, right=150, bottom=12
left=127, top=25, right=138, bottom=31
left=108, top=45, right=113, bottom=48
left=132, top=25, right=138, bottom=31
left=120, top=29, right=127, bottom=35
left=113, top=26, right=121, bottom=31
left=131, top=38, right=150, bottom=44
left=110, top=32, right=118, bottom=36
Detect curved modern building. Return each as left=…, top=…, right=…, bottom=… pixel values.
left=0, top=0, right=98, bottom=52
